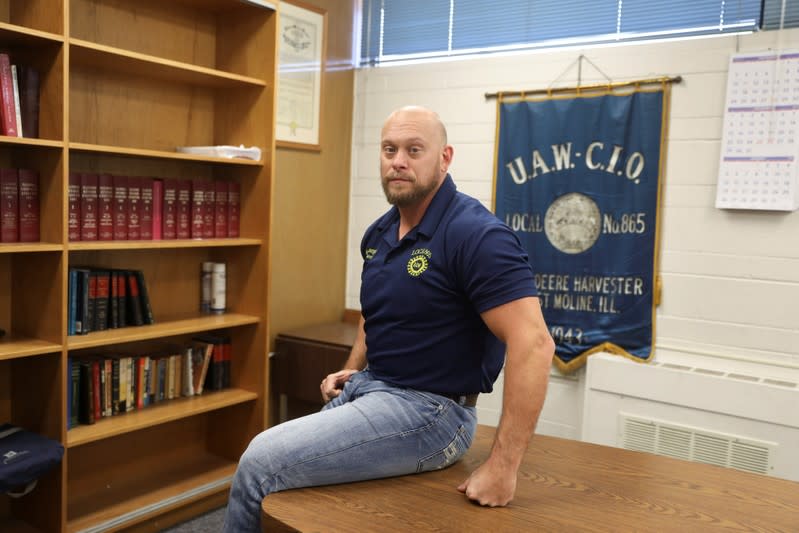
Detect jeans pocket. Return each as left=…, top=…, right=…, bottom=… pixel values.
left=404, top=389, right=445, bottom=410
left=417, top=425, right=469, bottom=473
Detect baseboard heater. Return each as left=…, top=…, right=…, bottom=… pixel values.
left=582, top=353, right=799, bottom=482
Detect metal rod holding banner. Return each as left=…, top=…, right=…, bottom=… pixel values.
left=485, top=76, right=682, bottom=100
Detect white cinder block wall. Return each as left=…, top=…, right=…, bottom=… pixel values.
left=345, top=30, right=799, bottom=445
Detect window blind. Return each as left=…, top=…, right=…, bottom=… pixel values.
left=762, top=0, right=799, bottom=30
left=361, top=0, right=765, bottom=66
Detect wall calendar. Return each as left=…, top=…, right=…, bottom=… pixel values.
left=716, top=50, right=799, bottom=211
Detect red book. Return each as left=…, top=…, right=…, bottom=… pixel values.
left=97, top=173, right=114, bottom=241
left=94, top=271, right=110, bottom=331
left=152, top=179, right=163, bottom=240
left=140, top=177, right=154, bottom=240
left=203, top=181, right=215, bottom=238
left=190, top=179, right=204, bottom=239
left=0, top=167, right=18, bottom=242
left=136, top=357, right=147, bottom=409
left=80, top=173, right=98, bottom=241
left=176, top=179, right=191, bottom=239
left=227, top=181, right=240, bottom=238
left=214, top=181, right=228, bottom=238
left=161, top=179, right=176, bottom=239
left=112, top=174, right=128, bottom=240
left=116, top=270, right=127, bottom=326
left=92, top=358, right=102, bottom=421
left=68, top=172, right=81, bottom=241
left=126, top=271, right=144, bottom=326
left=0, top=53, right=18, bottom=137
left=127, top=176, right=141, bottom=240
left=17, top=168, right=38, bottom=242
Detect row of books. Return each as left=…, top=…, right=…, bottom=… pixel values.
left=68, top=174, right=240, bottom=241
left=67, top=334, right=232, bottom=428
left=0, top=167, right=39, bottom=242
left=0, top=53, right=40, bottom=138
left=68, top=268, right=154, bottom=336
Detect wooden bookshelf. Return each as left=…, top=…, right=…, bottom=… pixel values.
left=68, top=142, right=265, bottom=165
left=0, top=1, right=277, bottom=531
left=67, top=238, right=263, bottom=251
left=0, top=335, right=61, bottom=360
left=67, top=388, right=258, bottom=447
left=69, top=39, right=268, bottom=88
left=66, top=314, right=261, bottom=350
left=67, top=451, right=236, bottom=533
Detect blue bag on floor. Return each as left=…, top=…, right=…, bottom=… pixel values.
left=0, top=423, right=64, bottom=497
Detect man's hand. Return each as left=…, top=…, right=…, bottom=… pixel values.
left=457, top=458, right=517, bottom=507
left=320, top=369, right=358, bottom=402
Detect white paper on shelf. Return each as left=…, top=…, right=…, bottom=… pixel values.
left=176, top=145, right=262, bottom=161
left=239, top=0, right=277, bottom=10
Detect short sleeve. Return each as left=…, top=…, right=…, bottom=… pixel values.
left=452, top=222, right=538, bottom=314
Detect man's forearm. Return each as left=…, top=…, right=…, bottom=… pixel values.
left=490, top=336, right=552, bottom=469
left=343, top=316, right=367, bottom=370
left=343, top=349, right=366, bottom=371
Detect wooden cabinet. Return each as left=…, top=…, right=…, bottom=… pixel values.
left=0, top=1, right=277, bottom=531
left=272, top=322, right=357, bottom=422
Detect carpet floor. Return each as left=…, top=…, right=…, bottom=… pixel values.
left=159, top=506, right=226, bottom=532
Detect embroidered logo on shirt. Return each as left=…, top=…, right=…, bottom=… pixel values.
left=365, top=248, right=377, bottom=260
left=3, top=449, right=29, bottom=464
left=407, top=248, right=432, bottom=277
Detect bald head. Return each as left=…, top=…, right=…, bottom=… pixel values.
left=379, top=105, right=454, bottom=211
left=382, top=106, right=448, bottom=148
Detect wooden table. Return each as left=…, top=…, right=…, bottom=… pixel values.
left=261, top=425, right=799, bottom=532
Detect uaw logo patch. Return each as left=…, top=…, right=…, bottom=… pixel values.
left=407, top=248, right=432, bottom=277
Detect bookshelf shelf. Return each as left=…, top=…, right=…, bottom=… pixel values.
left=0, top=1, right=276, bottom=530
left=0, top=242, right=62, bottom=253
left=0, top=21, right=64, bottom=45
left=70, top=39, right=267, bottom=89
left=67, top=388, right=258, bottom=447
left=0, top=518, right=42, bottom=533
left=66, top=313, right=260, bottom=350
left=67, top=451, right=236, bottom=532
left=172, top=0, right=278, bottom=11
left=68, top=142, right=263, bottom=166
left=0, top=136, right=64, bottom=148
left=0, top=336, right=61, bottom=360
left=67, top=238, right=262, bottom=251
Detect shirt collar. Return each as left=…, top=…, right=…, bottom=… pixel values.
left=417, top=174, right=456, bottom=238
left=375, top=174, right=457, bottom=239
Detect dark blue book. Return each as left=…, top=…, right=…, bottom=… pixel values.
left=67, top=269, right=77, bottom=336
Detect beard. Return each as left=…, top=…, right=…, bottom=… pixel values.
left=381, top=174, right=438, bottom=207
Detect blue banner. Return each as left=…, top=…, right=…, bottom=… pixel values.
left=494, top=90, right=666, bottom=371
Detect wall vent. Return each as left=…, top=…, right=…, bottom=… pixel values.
left=619, top=413, right=775, bottom=475
left=649, top=361, right=799, bottom=389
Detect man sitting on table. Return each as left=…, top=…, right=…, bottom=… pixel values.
left=223, top=105, right=554, bottom=532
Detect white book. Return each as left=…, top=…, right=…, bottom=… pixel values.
left=182, top=346, right=195, bottom=396
left=10, top=64, right=22, bottom=137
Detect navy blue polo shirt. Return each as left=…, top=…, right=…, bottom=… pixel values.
left=360, top=175, right=538, bottom=394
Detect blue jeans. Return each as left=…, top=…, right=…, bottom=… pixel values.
left=222, top=370, right=477, bottom=532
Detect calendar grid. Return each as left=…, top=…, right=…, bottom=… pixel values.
left=716, top=50, right=799, bottom=211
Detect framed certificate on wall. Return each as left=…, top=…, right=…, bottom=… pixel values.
left=276, top=0, right=327, bottom=151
